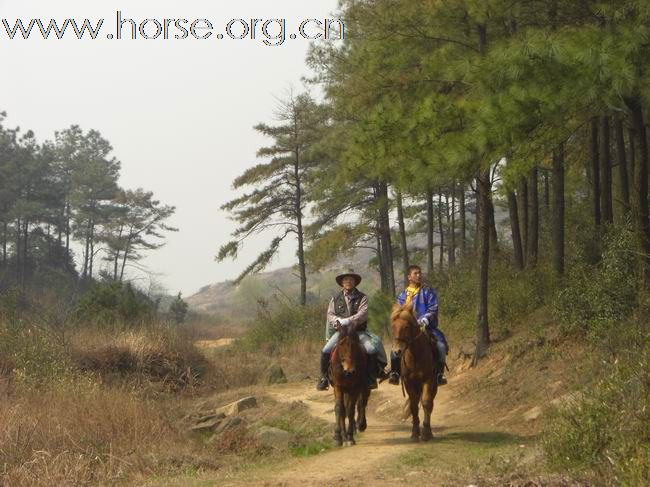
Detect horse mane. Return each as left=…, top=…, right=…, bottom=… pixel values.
left=337, top=325, right=359, bottom=341
left=390, top=303, right=417, bottom=324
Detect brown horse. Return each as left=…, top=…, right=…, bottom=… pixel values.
left=390, top=303, right=438, bottom=441
left=329, top=326, right=370, bottom=446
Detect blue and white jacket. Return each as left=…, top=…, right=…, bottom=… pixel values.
left=397, top=285, right=447, bottom=348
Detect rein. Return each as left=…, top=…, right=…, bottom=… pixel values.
left=393, top=319, right=423, bottom=397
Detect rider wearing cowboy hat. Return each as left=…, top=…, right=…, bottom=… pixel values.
left=316, top=269, right=389, bottom=391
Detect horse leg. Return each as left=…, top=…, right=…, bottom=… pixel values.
left=420, top=380, right=436, bottom=441
left=345, top=392, right=357, bottom=446
left=405, top=381, right=422, bottom=441
left=333, top=387, right=344, bottom=446
left=356, top=388, right=369, bottom=432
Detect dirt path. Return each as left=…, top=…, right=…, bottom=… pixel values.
left=194, top=338, right=236, bottom=349
left=221, top=382, right=466, bottom=486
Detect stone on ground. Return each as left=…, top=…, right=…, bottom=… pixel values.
left=264, top=364, right=288, bottom=385
left=255, top=426, right=290, bottom=451
left=217, top=396, right=258, bottom=416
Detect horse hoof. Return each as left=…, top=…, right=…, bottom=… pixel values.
left=344, top=439, right=356, bottom=447
left=410, top=434, right=420, bottom=442
left=356, top=420, right=367, bottom=432
left=421, top=430, right=433, bottom=442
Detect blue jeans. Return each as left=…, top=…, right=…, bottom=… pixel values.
left=322, top=329, right=387, bottom=366
left=427, top=328, right=448, bottom=363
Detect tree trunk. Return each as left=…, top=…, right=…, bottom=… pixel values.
left=377, top=182, right=395, bottom=296
left=449, top=188, right=456, bottom=265
left=615, top=117, right=630, bottom=212
left=507, top=190, right=524, bottom=270
left=473, top=166, right=491, bottom=366
left=396, top=190, right=409, bottom=285
left=527, top=167, right=539, bottom=267
left=376, top=230, right=387, bottom=291
left=474, top=185, right=480, bottom=255
left=438, top=191, right=445, bottom=270
left=543, top=171, right=550, bottom=212
left=591, top=118, right=602, bottom=228
left=89, top=221, right=95, bottom=280
left=488, top=197, right=498, bottom=253
left=600, top=115, right=613, bottom=224
left=552, top=144, right=565, bottom=276
left=65, top=202, right=71, bottom=254
left=459, top=186, right=466, bottom=255
left=2, top=220, right=7, bottom=266
left=15, top=219, right=21, bottom=278
left=629, top=128, right=636, bottom=190
left=426, top=188, right=435, bottom=275
left=626, top=96, right=650, bottom=287
left=22, top=220, right=29, bottom=287
left=519, top=178, right=529, bottom=263
left=294, top=158, right=307, bottom=306
left=120, top=231, right=133, bottom=282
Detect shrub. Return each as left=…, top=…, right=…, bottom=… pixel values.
left=0, top=322, right=72, bottom=385
left=542, top=328, right=650, bottom=485
left=368, top=291, right=393, bottom=336
left=74, top=281, right=156, bottom=325
left=237, top=296, right=325, bottom=353
left=553, top=223, right=637, bottom=337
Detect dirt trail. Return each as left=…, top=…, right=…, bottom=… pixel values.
left=194, top=338, right=236, bottom=349
left=223, top=376, right=488, bottom=487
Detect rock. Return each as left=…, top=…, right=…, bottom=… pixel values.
left=264, top=364, right=288, bottom=385
left=189, top=412, right=226, bottom=432
left=213, top=416, right=243, bottom=435
left=524, top=406, right=543, bottom=422
left=255, top=426, right=290, bottom=451
left=217, top=396, right=257, bottom=416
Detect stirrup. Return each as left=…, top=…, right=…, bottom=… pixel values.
left=388, top=372, right=400, bottom=385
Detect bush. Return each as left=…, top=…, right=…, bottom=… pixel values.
left=237, top=296, right=325, bottom=353
left=553, top=223, right=637, bottom=337
left=368, top=291, right=393, bottom=336
left=542, top=328, right=650, bottom=485
left=0, top=323, right=72, bottom=385
left=74, top=281, right=156, bottom=325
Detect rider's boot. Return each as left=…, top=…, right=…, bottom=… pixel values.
left=316, top=352, right=330, bottom=391
left=436, top=361, right=448, bottom=386
left=366, top=353, right=378, bottom=390
left=388, top=351, right=401, bottom=385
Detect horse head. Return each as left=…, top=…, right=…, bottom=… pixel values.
left=390, top=303, right=419, bottom=354
left=336, top=325, right=361, bottom=377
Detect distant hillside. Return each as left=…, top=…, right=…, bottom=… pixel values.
left=188, top=207, right=509, bottom=320
left=186, top=248, right=381, bottom=319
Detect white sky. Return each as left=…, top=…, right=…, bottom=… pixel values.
left=0, top=0, right=340, bottom=296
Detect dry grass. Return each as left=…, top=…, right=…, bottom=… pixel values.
left=0, top=383, right=218, bottom=486
left=69, top=326, right=209, bottom=392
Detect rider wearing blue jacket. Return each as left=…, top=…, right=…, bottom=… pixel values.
left=389, top=265, right=448, bottom=386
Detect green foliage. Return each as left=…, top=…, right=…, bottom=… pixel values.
left=236, top=297, right=325, bottom=353
left=0, top=322, right=71, bottom=384
left=367, top=291, right=393, bottom=336
left=554, top=223, right=637, bottom=337
left=74, top=281, right=155, bottom=325
left=169, top=292, right=188, bottom=324
left=543, top=329, right=650, bottom=485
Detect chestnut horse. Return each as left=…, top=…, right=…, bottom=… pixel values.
left=329, top=326, right=370, bottom=446
left=390, top=303, right=438, bottom=441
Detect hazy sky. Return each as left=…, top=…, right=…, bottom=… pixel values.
left=0, top=0, right=340, bottom=296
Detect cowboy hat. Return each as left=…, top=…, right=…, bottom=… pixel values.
left=335, top=269, right=362, bottom=287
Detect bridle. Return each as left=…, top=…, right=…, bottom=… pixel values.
left=393, top=316, right=422, bottom=357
